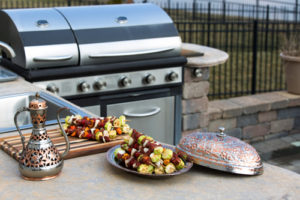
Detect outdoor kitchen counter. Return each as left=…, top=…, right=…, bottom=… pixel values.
left=182, top=43, right=229, bottom=68
left=1, top=70, right=300, bottom=200
left=0, top=75, right=39, bottom=96
left=0, top=150, right=300, bottom=200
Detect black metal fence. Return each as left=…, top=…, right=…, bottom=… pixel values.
left=150, top=0, right=300, bottom=99
left=1, top=0, right=300, bottom=99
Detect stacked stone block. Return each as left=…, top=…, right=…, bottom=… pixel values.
left=182, top=67, right=210, bottom=135
left=182, top=66, right=300, bottom=143
left=207, top=92, right=300, bottom=143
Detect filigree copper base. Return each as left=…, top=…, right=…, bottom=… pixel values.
left=21, top=172, right=60, bottom=181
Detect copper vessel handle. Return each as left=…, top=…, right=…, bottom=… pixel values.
left=14, top=107, right=30, bottom=154
left=56, top=107, right=70, bottom=159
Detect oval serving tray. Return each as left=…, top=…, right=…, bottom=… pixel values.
left=106, top=144, right=193, bottom=177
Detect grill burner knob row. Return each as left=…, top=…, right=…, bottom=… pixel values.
left=144, top=74, right=156, bottom=84
left=46, top=83, right=59, bottom=94
left=119, top=76, right=132, bottom=87
left=94, top=80, right=107, bottom=90
left=167, top=72, right=179, bottom=81
left=78, top=81, right=90, bottom=92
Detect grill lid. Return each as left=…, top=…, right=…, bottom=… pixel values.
left=0, top=8, right=79, bottom=69
left=56, top=4, right=181, bottom=66
left=176, top=127, right=263, bottom=175
left=0, top=4, right=181, bottom=69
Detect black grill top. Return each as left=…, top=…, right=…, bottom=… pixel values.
left=1, top=56, right=187, bottom=82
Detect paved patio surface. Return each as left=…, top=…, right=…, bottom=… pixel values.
left=252, top=133, right=300, bottom=174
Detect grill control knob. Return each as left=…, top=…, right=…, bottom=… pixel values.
left=46, top=84, right=59, bottom=94
left=167, top=72, right=179, bottom=81
left=119, top=76, right=132, bottom=87
left=94, top=80, right=107, bottom=90
left=144, top=74, right=156, bottom=84
left=78, top=81, right=90, bottom=92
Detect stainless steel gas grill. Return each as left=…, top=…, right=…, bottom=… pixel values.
left=0, top=4, right=186, bottom=145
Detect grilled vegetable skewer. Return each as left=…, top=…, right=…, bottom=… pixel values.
left=115, top=129, right=187, bottom=174
left=63, top=115, right=132, bottom=143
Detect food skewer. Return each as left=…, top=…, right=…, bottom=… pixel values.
left=114, top=129, right=187, bottom=175
left=63, top=115, right=132, bottom=143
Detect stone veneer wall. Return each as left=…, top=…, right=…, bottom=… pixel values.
left=182, top=67, right=300, bottom=143
left=182, top=67, right=210, bottom=133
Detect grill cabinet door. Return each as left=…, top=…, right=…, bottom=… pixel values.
left=107, top=96, right=174, bottom=145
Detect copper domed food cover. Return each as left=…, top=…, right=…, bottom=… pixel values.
left=176, top=127, right=263, bottom=175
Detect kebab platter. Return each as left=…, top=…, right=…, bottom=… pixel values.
left=111, top=129, right=192, bottom=175
left=63, top=114, right=192, bottom=176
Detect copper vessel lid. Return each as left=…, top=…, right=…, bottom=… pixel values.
left=29, top=93, right=47, bottom=110
left=176, top=127, right=263, bottom=175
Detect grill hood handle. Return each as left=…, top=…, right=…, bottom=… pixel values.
left=89, top=47, right=174, bottom=58
left=0, top=41, right=16, bottom=58
left=33, top=55, right=73, bottom=62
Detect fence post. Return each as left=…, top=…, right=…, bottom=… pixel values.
left=256, top=0, right=259, bottom=19
left=207, top=2, right=211, bottom=46
left=192, top=0, right=196, bottom=20
left=252, top=20, right=258, bottom=94
left=295, top=0, right=299, bottom=22
left=263, top=6, right=270, bottom=91
left=222, top=0, right=226, bottom=22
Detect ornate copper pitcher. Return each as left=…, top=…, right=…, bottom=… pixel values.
left=14, top=93, right=70, bottom=181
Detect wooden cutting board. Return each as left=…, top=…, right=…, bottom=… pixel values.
left=0, top=128, right=125, bottom=161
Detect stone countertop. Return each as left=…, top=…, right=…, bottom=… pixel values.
left=182, top=43, right=229, bottom=68
left=0, top=151, right=299, bottom=200
left=1, top=66, right=300, bottom=200
left=0, top=76, right=39, bottom=96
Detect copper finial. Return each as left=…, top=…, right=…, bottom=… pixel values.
left=35, top=92, right=40, bottom=99
left=217, top=127, right=226, bottom=138
left=29, top=92, right=47, bottom=109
